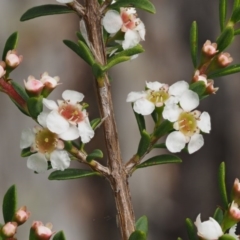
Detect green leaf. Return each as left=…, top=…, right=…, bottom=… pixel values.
left=76, top=31, right=87, bottom=45
left=153, top=120, right=173, bottom=138
left=216, top=26, right=234, bottom=52
left=219, top=0, right=227, bottom=31
left=20, top=4, right=75, bottom=21
left=177, top=238, right=183, bottom=240
left=218, top=162, right=229, bottom=209
left=190, top=21, right=198, bottom=68
left=2, top=185, right=17, bottom=223
left=132, top=104, right=146, bottom=133
left=49, top=169, right=101, bottom=180
left=208, top=64, right=240, bottom=78
left=153, top=143, right=166, bottom=149
left=233, top=0, right=240, bottom=10
left=2, top=32, right=19, bottom=60
left=27, top=96, right=43, bottom=119
left=11, top=81, right=29, bottom=101
left=129, top=230, right=146, bottom=240
left=92, top=63, right=105, bottom=77
left=231, top=6, right=240, bottom=23
left=21, top=147, right=35, bottom=157
left=219, top=234, right=237, bottom=240
left=90, top=118, right=101, bottom=130
left=234, top=28, right=240, bottom=35
left=136, top=216, right=148, bottom=236
left=189, top=81, right=206, bottom=97
left=106, top=44, right=144, bottom=70
left=185, top=218, right=197, bottom=240
left=86, top=149, right=103, bottom=162
left=110, top=0, right=156, bottom=14
left=137, top=154, right=182, bottom=169
left=63, top=40, right=95, bottom=66
left=213, top=207, right=224, bottom=224
left=53, top=231, right=66, bottom=240
left=137, top=130, right=151, bottom=157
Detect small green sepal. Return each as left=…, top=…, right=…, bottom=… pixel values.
left=213, top=207, right=224, bottom=224
left=136, top=216, right=148, bottom=237
left=218, top=162, right=229, bottom=209
left=86, top=149, right=104, bottom=162
left=208, top=64, right=240, bottom=78
left=53, top=231, right=66, bottom=240
left=48, top=169, right=101, bottom=180
left=2, top=32, right=19, bottom=61
left=137, top=154, right=181, bottom=169
left=216, top=27, right=234, bottom=52
left=219, top=0, right=227, bottom=31
left=20, top=4, right=75, bottom=21
left=27, top=96, right=43, bottom=119
left=185, top=218, right=197, bottom=240
left=2, top=185, right=17, bottom=223
left=128, top=230, right=146, bottom=240
left=137, top=130, right=151, bottom=158
left=190, top=21, right=198, bottom=68
left=21, top=147, right=34, bottom=157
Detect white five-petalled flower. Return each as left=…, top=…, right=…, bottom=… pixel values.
left=102, top=8, right=145, bottom=49
left=43, top=90, right=94, bottom=143
left=20, top=112, right=71, bottom=173
left=195, top=214, right=223, bottom=240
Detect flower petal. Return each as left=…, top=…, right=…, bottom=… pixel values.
left=122, top=29, right=140, bottom=49
left=126, top=91, right=146, bottom=102
left=197, top=112, right=211, bottom=133
left=166, top=131, right=186, bottom=153
left=20, top=128, right=35, bottom=149
left=179, top=90, right=199, bottom=112
left=37, top=112, right=48, bottom=128
left=78, top=117, right=94, bottom=143
left=79, top=20, right=91, bottom=48
left=46, top=110, right=69, bottom=134
left=50, top=150, right=70, bottom=171
left=146, top=81, right=164, bottom=91
left=62, top=90, right=84, bottom=104
left=27, top=153, right=48, bottom=173
left=162, top=104, right=181, bottom=122
left=56, top=0, right=73, bottom=3
left=135, top=21, right=145, bottom=40
left=188, top=133, right=204, bottom=154
left=102, top=10, right=123, bottom=34
left=133, top=98, right=155, bottom=115
left=42, top=98, right=58, bottom=110
left=168, top=80, right=189, bottom=97
left=58, top=125, right=79, bottom=141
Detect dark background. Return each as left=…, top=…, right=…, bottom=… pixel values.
left=0, top=0, right=239, bottom=239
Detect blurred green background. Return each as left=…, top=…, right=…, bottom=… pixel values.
left=0, top=0, right=240, bottom=239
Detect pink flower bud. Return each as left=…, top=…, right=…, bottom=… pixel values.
left=206, top=79, right=219, bottom=94
left=14, top=206, right=30, bottom=225
left=24, top=76, right=44, bottom=96
left=192, top=70, right=208, bottom=84
left=1, top=222, right=18, bottom=237
left=229, top=201, right=240, bottom=221
left=232, top=178, right=240, bottom=204
left=217, top=52, right=233, bottom=67
left=5, top=50, right=23, bottom=68
left=32, top=221, right=53, bottom=240
left=0, top=61, right=6, bottom=78
left=202, top=40, right=218, bottom=57
left=40, top=72, right=60, bottom=97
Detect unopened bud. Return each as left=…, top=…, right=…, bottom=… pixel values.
left=229, top=201, right=240, bottom=221
left=1, top=222, right=17, bottom=237
left=40, top=72, right=60, bottom=97
left=31, top=221, right=53, bottom=240
left=217, top=52, right=233, bottom=67
left=192, top=70, right=207, bottom=84
left=14, top=206, right=30, bottom=225
left=202, top=40, right=218, bottom=57
left=206, top=79, right=219, bottom=94
left=0, top=61, right=6, bottom=78
left=24, top=76, right=44, bottom=96
left=5, top=50, right=23, bottom=68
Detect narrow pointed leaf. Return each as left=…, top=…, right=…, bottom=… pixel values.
left=216, top=26, right=234, bottom=52
left=233, top=0, right=240, bottom=10
left=136, top=216, right=148, bottom=236
left=11, top=81, right=29, bottom=101
left=190, top=21, right=198, bottom=68
left=76, top=31, right=87, bottom=45
left=86, top=149, right=103, bottom=162
left=110, top=0, right=156, bottom=14
left=132, top=104, right=146, bottom=133
left=20, top=5, right=75, bottom=21
left=2, top=32, right=19, bottom=60
left=137, top=154, right=182, bottom=169
left=153, top=120, right=173, bottom=138
left=27, top=96, right=43, bottom=119
left=219, top=234, right=237, bottom=240
left=129, top=230, right=146, bottom=240
left=231, top=6, right=240, bottom=23
left=2, top=185, right=17, bottom=223
left=49, top=169, right=101, bottom=180
left=189, top=81, right=206, bottom=97
left=53, top=231, right=66, bottom=240
left=208, top=64, right=240, bottom=78
left=213, top=207, right=224, bottom=224
left=219, top=0, right=227, bottom=31
left=185, top=218, right=197, bottom=240
left=234, top=29, right=240, bottom=35
left=218, top=162, right=229, bottom=209
left=63, top=40, right=95, bottom=66
left=153, top=143, right=166, bottom=149
left=137, top=130, right=151, bottom=157
left=90, top=118, right=101, bottom=130
left=21, top=147, right=34, bottom=157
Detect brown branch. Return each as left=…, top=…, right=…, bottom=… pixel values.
left=67, top=1, right=85, bottom=17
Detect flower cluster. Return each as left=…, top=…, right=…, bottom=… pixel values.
left=127, top=80, right=211, bottom=154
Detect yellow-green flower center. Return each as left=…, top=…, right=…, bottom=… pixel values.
left=178, top=112, right=197, bottom=136
left=147, top=90, right=170, bottom=106
left=35, top=129, right=58, bottom=154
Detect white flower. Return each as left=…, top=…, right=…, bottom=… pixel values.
left=56, top=0, right=73, bottom=3
left=195, top=214, right=223, bottom=240
left=20, top=112, right=70, bottom=173
left=163, top=90, right=210, bottom=153
left=43, top=90, right=94, bottom=143
left=102, top=8, right=145, bottom=49
left=229, top=224, right=239, bottom=240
